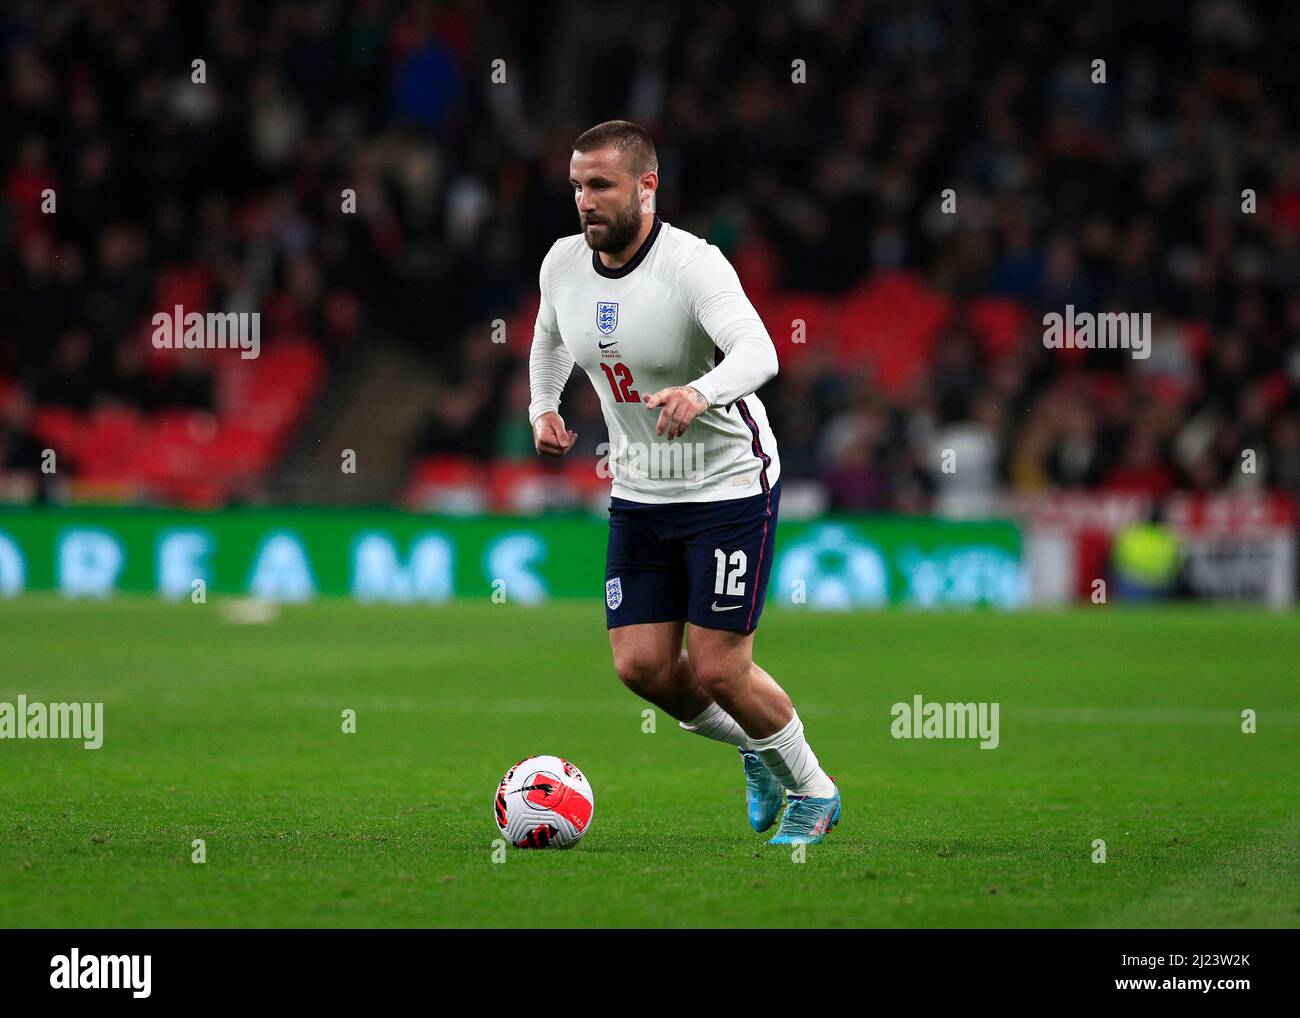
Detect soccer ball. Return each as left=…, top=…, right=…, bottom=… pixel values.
left=493, top=755, right=595, bottom=849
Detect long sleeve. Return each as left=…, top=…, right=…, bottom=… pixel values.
left=679, top=246, right=778, bottom=408
left=527, top=248, right=575, bottom=426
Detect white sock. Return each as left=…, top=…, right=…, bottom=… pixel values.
left=748, top=710, right=835, bottom=798
left=679, top=702, right=751, bottom=750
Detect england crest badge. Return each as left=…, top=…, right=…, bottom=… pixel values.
left=606, top=576, right=623, bottom=610
left=596, top=301, right=618, bottom=335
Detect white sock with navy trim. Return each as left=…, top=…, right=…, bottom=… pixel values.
left=679, top=702, right=751, bottom=751
left=747, top=710, right=836, bottom=798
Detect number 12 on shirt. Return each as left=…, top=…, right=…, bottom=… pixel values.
left=599, top=362, right=640, bottom=403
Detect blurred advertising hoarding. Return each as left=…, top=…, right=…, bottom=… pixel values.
left=0, top=509, right=1023, bottom=610
left=1014, top=492, right=1297, bottom=608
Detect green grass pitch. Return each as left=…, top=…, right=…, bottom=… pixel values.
left=0, top=596, right=1296, bottom=928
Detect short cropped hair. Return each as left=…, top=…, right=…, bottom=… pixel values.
left=572, top=120, right=658, bottom=177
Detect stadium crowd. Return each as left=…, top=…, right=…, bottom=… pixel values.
left=3, top=0, right=1298, bottom=509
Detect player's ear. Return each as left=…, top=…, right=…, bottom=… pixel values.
left=639, top=173, right=658, bottom=213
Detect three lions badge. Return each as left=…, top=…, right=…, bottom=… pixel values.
left=606, top=577, right=623, bottom=610
left=596, top=301, right=618, bottom=335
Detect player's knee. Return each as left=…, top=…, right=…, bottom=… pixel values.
left=689, top=657, right=748, bottom=699
left=612, top=650, right=672, bottom=698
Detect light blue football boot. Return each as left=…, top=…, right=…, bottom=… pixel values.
left=766, top=783, right=841, bottom=846
left=740, top=748, right=784, bottom=832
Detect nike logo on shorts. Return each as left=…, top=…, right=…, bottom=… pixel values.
left=711, top=602, right=743, bottom=612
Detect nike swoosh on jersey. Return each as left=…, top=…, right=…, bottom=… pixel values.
left=711, top=602, right=744, bottom=612
left=598, top=340, right=617, bottom=348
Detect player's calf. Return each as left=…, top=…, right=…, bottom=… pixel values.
left=687, top=643, right=793, bottom=743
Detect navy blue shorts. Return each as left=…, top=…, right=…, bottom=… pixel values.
left=604, top=479, right=781, bottom=634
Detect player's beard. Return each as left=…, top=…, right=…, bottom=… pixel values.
left=581, top=190, right=643, bottom=255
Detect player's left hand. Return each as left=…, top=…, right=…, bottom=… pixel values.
left=644, top=386, right=710, bottom=440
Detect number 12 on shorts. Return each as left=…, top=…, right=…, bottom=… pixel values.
left=713, top=548, right=747, bottom=596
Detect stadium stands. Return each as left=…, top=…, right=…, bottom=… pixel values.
left=2, top=1, right=1297, bottom=514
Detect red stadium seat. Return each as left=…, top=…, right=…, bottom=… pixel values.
left=410, top=454, right=485, bottom=486
left=563, top=459, right=612, bottom=497
left=402, top=455, right=489, bottom=512
left=763, top=293, right=838, bottom=360
left=837, top=271, right=950, bottom=394
left=30, top=407, right=83, bottom=458
left=488, top=460, right=578, bottom=513
left=966, top=297, right=1028, bottom=361
left=78, top=407, right=145, bottom=481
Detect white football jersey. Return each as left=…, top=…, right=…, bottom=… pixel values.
left=528, top=215, right=782, bottom=504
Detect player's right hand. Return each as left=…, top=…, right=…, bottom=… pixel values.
left=532, top=411, right=577, bottom=457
